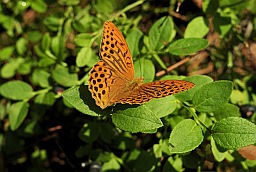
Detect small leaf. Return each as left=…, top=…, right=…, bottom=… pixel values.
left=31, top=0, right=47, bottom=13
left=34, top=92, right=56, bottom=106
left=0, top=80, right=34, bottom=100
left=169, top=38, right=208, bottom=56
left=112, top=105, right=163, bottom=133
left=41, top=32, right=51, bottom=51
left=0, top=46, right=14, bottom=60
left=8, top=101, right=29, bottom=130
left=184, top=16, right=209, bottom=38
left=16, top=38, right=27, bottom=55
left=74, top=33, right=93, bottom=47
left=169, top=119, right=203, bottom=153
left=212, top=117, right=256, bottom=150
left=193, top=81, right=233, bottom=113
left=1, top=61, right=19, bottom=78
left=52, top=65, right=78, bottom=87
left=148, top=16, right=174, bottom=51
left=31, top=69, right=50, bottom=87
left=79, top=122, right=100, bottom=143
left=76, top=46, right=93, bottom=67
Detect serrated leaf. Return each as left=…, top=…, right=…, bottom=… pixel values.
left=8, top=101, right=29, bottom=130
left=169, top=119, right=203, bottom=153
left=0, top=80, right=35, bottom=100
left=62, top=85, right=101, bottom=116
left=193, top=81, right=233, bottom=112
left=212, top=117, right=256, bottom=150
left=148, top=16, right=174, bottom=51
left=112, top=105, right=163, bottom=133
left=213, top=103, right=240, bottom=120
left=169, top=38, right=208, bottom=56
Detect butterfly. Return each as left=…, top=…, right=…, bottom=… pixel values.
left=88, top=21, right=194, bottom=109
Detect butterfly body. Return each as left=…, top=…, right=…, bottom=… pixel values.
left=88, top=21, right=195, bottom=109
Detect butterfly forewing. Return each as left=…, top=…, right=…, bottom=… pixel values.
left=119, top=80, right=195, bottom=104
left=100, top=21, right=134, bottom=79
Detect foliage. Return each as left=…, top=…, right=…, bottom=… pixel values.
left=0, top=0, right=256, bottom=171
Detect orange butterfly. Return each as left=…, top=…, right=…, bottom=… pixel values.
left=88, top=21, right=194, bottom=109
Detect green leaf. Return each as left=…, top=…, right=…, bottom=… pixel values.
left=0, top=80, right=35, bottom=100
left=16, top=38, right=27, bottom=55
left=163, top=156, right=183, bottom=172
left=102, top=158, right=120, bottom=171
left=134, top=151, right=158, bottom=171
left=126, top=29, right=143, bottom=59
left=31, top=69, right=50, bottom=87
left=148, top=16, right=174, bottom=51
left=76, top=46, right=93, bottom=67
left=31, top=0, right=47, bottom=13
left=184, top=16, right=209, bottom=38
left=51, top=36, right=63, bottom=58
left=0, top=46, right=14, bottom=60
left=213, top=103, right=240, bottom=121
left=74, top=33, right=93, bottom=47
left=27, top=30, right=42, bottom=42
left=43, top=16, right=59, bottom=31
left=134, top=58, right=155, bottom=82
left=1, top=61, right=18, bottom=79
left=52, top=65, right=78, bottom=87
left=34, top=92, right=56, bottom=106
left=203, top=0, right=219, bottom=15
left=8, top=101, right=29, bottom=131
left=213, top=12, right=232, bottom=38
left=169, top=38, right=208, bottom=56
left=62, top=85, right=101, bottom=116
left=17, top=62, right=31, bottom=75
left=169, top=119, right=203, bottom=153
left=145, top=96, right=177, bottom=118
left=41, top=32, right=51, bottom=51
left=212, top=117, right=256, bottom=150
left=112, top=105, right=163, bottom=133
left=211, top=137, right=229, bottom=162
left=79, top=122, right=100, bottom=143
left=193, top=80, right=233, bottom=113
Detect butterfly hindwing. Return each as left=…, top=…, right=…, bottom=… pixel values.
left=119, top=80, right=195, bottom=104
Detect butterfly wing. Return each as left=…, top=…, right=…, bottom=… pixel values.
left=119, top=80, right=195, bottom=104
left=88, top=60, right=127, bottom=109
left=100, top=21, right=134, bottom=79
